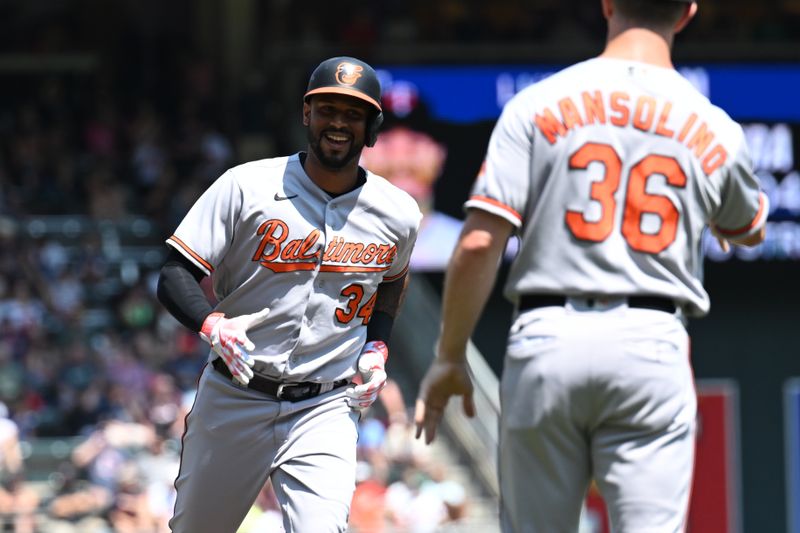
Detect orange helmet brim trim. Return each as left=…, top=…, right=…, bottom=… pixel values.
left=304, top=87, right=382, bottom=112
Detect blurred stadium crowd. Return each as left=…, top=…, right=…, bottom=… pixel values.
left=1, top=0, right=799, bottom=531
left=3, top=0, right=800, bottom=54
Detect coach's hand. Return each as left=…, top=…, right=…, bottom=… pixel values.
left=346, top=341, right=389, bottom=411
left=414, top=359, right=476, bottom=444
left=200, top=308, right=271, bottom=386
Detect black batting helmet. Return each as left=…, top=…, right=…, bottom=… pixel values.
left=304, top=56, right=384, bottom=147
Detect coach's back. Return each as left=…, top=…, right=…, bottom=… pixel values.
left=468, top=57, right=767, bottom=316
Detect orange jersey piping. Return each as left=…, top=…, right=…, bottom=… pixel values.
left=469, top=195, right=523, bottom=222
left=715, top=193, right=767, bottom=237
left=168, top=235, right=214, bottom=273
left=383, top=262, right=409, bottom=282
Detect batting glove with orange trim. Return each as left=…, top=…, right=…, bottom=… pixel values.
left=346, top=341, right=389, bottom=411
left=200, top=308, right=270, bottom=386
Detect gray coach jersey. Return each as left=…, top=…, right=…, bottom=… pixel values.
left=167, top=153, right=421, bottom=382
left=467, top=58, right=767, bottom=316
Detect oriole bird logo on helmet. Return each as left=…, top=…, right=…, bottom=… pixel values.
left=335, top=62, right=363, bottom=86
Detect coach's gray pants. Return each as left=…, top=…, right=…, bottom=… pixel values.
left=499, top=299, right=696, bottom=533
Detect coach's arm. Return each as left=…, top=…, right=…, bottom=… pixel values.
left=414, top=209, right=514, bottom=444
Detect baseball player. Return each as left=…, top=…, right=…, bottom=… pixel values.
left=414, top=1, right=767, bottom=532
left=156, top=56, right=421, bottom=533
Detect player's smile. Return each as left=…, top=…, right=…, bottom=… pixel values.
left=322, top=130, right=352, bottom=149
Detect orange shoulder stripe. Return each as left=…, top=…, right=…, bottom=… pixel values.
left=715, top=193, right=767, bottom=237
left=168, top=235, right=214, bottom=273
left=469, top=195, right=523, bottom=222
left=383, top=262, right=409, bottom=282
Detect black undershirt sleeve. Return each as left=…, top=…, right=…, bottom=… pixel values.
left=156, top=249, right=215, bottom=333
left=366, top=311, right=394, bottom=349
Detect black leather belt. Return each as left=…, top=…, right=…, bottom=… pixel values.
left=212, top=358, right=349, bottom=402
left=519, top=294, right=676, bottom=313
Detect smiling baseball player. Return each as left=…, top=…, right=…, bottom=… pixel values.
left=414, top=0, right=767, bottom=532
left=157, top=56, right=421, bottom=532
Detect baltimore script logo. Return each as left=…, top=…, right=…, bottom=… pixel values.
left=252, top=219, right=396, bottom=273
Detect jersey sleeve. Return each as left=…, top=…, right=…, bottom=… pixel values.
left=711, top=139, right=769, bottom=239
left=383, top=197, right=422, bottom=282
left=464, top=95, right=533, bottom=228
left=166, top=170, right=243, bottom=276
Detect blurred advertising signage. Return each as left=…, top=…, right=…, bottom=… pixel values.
left=376, top=64, right=800, bottom=123
left=582, top=380, right=742, bottom=533
left=784, top=379, right=800, bottom=533
left=703, top=121, right=799, bottom=262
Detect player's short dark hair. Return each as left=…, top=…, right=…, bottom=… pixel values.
left=614, top=0, right=688, bottom=30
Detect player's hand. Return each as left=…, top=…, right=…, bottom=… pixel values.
left=414, top=358, right=476, bottom=445
left=200, top=308, right=271, bottom=386
left=346, top=341, right=389, bottom=411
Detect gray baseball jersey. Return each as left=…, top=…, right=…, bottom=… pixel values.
left=467, top=58, right=767, bottom=532
left=467, top=57, right=767, bottom=317
left=167, top=153, right=421, bottom=382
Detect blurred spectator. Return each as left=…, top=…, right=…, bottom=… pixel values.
left=117, top=282, right=157, bottom=331
left=49, top=270, right=85, bottom=322
left=84, top=99, right=120, bottom=160
left=70, top=422, right=141, bottom=492
left=85, top=164, right=129, bottom=222
left=349, top=460, right=388, bottom=533
left=73, top=232, right=111, bottom=289
left=384, top=462, right=448, bottom=533
left=361, top=81, right=518, bottom=271
left=237, top=480, right=283, bottom=533
left=42, top=420, right=176, bottom=532
left=45, top=459, right=113, bottom=533
left=360, top=82, right=459, bottom=271
left=381, top=453, right=469, bottom=533
left=106, top=461, right=159, bottom=533
left=0, top=279, right=46, bottom=335
left=132, top=425, right=180, bottom=531
left=129, top=102, right=168, bottom=197
left=347, top=378, right=475, bottom=532
left=145, top=374, right=181, bottom=431
left=36, top=239, right=70, bottom=282
left=0, top=402, right=39, bottom=533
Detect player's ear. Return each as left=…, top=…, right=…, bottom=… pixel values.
left=303, top=101, right=311, bottom=126
left=674, top=2, right=698, bottom=34
left=600, top=0, right=614, bottom=20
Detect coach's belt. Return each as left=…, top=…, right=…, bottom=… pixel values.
left=518, top=294, right=676, bottom=313
left=212, top=358, right=349, bottom=402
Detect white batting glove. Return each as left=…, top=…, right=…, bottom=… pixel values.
left=200, top=308, right=270, bottom=386
left=346, top=341, right=389, bottom=411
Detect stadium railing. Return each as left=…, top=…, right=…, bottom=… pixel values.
left=393, top=275, right=500, bottom=500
